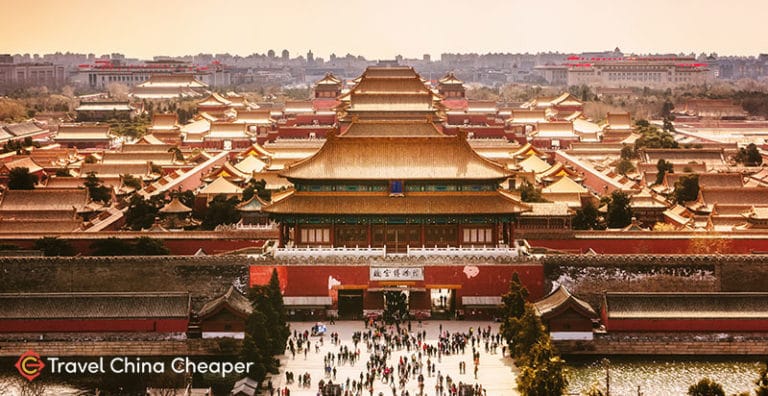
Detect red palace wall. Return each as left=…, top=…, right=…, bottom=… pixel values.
left=2, top=237, right=268, bottom=256
left=0, top=319, right=189, bottom=333
left=249, top=264, right=544, bottom=309
left=604, top=318, right=768, bottom=333
left=525, top=235, right=768, bottom=254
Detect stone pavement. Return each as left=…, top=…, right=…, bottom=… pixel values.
left=269, top=320, right=519, bottom=396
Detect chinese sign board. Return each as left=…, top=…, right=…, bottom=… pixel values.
left=370, top=267, right=424, bottom=281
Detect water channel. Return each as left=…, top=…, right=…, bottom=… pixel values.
left=566, top=356, right=764, bottom=396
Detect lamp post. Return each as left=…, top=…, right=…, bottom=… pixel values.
left=601, top=358, right=610, bottom=396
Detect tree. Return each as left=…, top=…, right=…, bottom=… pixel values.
left=662, top=117, right=676, bottom=133
left=734, top=143, right=763, bottom=166
left=516, top=338, right=568, bottom=396
left=168, top=147, right=184, bottom=162
left=510, top=304, right=548, bottom=361
left=605, top=191, right=632, bottom=229
left=500, top=273, right=529, bottom=349
left=241, top=308, right=269, bottom=383
left=619, top=145, right=635, bottom=160
left=634, top=121, right=679, bottom=152
left=661, top=99, right=675, bottom=119
left=687, top=378, right=725, bottom=396
left=122, top=174, right=143, bottom=190
left=90, top=237, right=134, bottom=256
left=83, top=172, right=112, bottom=204
left=242, top=179, right=271, bottom=203
left=383, top=291, right=409, bottom=324
left=7, top=167, right=37, bottom=190
left=34, top=237, right=75, bottom=257
left=125, top=195, right=160, bottom=231
left=170, top=189, right=196, bottom=209
left=655, top=159, right=674, bottom=185
left=615, top=159, right=635, bottom=175
left=267, top=269, right=290, bottom=357
left=673, top=174, right=700, bottom=204
left=133, top=236, right=169, bottom=255
left=201, top=194, right=241, bottom=230
left=572, top=201, right=603, bottom=230
left=518, top=180, right=548, bottom=203
left=245, top=285, right=281, bottom=376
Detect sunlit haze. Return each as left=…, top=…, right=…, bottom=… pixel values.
left=3, top=0, right=766, bottom=59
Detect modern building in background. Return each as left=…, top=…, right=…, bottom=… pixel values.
left=70, top=59, right=231, bottom=89
left=0, top=54, right=66, bottom=92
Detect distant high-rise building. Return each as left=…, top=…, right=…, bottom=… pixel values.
left=267, top=49, right=275, bottom=58
left=423, top=54, right=431, bottom=63
left=307, top=50, right=314, bottom=63
left=282, top=49, right=290, bottom=60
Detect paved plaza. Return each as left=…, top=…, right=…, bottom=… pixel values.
left=269, top=320, right=519, bottom=396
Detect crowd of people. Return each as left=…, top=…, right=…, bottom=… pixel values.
left=272, top=319, right=504, bottom=396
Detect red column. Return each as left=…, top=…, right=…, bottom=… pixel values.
left=330, top=222, right=336, bottom=247
left=367, top=223, right=372, bottom=247
left=492, top=222, right=499, bottom=247
left=420, top=224, right=425, bottom=247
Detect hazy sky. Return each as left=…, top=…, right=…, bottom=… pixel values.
left=3, top=0, right=766, bottom=59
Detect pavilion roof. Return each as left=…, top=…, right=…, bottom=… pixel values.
left=533, top=121, right=576, bottom=138
left=701, top=187, right=768, bottom=206
left=55, top=124, right=111, bottom=141
left=606, top=112, right=632, bottom=130
left=542, top=176, right=588, bottom=194
left=237, top=195, right=269, bottom=212
left=198, top=286, right=252, bottom=319
left=510, top=143, right=547, bottom=159
left=198, top=176, right=243, bottom=195
left=280, top=135, right=510, bottom=181
left=316, top=72, right=341, bottom=85
left=234, top=155, right=267, bottom=173
left=508, top=109, right=548, bottom=124
left=197, top=92, right=231, bottom=107
left=207, top=122, right=248, bottom=139
left=203, top=161, right=250, bottom=183
left=262, top=190, right=528, bottom=215
left=516, top=154, right=551, bottom=174
left=241, top=143, right=274, bottom=159
left=438, top=72, right=464, bottom=85
left=2, top=121, right=46, bottom=137
left=534, top=285, right=597, bottom=320
left=158, top=197, right=192, bottom=214
left=151, top=113, right=180, bottom=129
left=2, top=157, right=44, bottom=174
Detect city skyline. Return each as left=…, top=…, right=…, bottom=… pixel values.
left=3, top=0, right=767, bottom=60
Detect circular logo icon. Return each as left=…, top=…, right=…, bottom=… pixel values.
left=15, top=350, right=45, bottom=381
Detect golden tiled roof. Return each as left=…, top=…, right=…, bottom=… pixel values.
left=281, top=135, right=510, bottom=180
left=341, top=121, right=443, bottom=137
left=263, top=191, right=527, bottom=215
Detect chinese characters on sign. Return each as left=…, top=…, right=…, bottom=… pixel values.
left=370, top=267, right=424, bottom=281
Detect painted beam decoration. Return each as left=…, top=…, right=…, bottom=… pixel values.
left=370, top=267, right=424, bottom=281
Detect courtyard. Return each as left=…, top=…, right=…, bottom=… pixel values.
left=269, top=320, right=519, bottom=396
